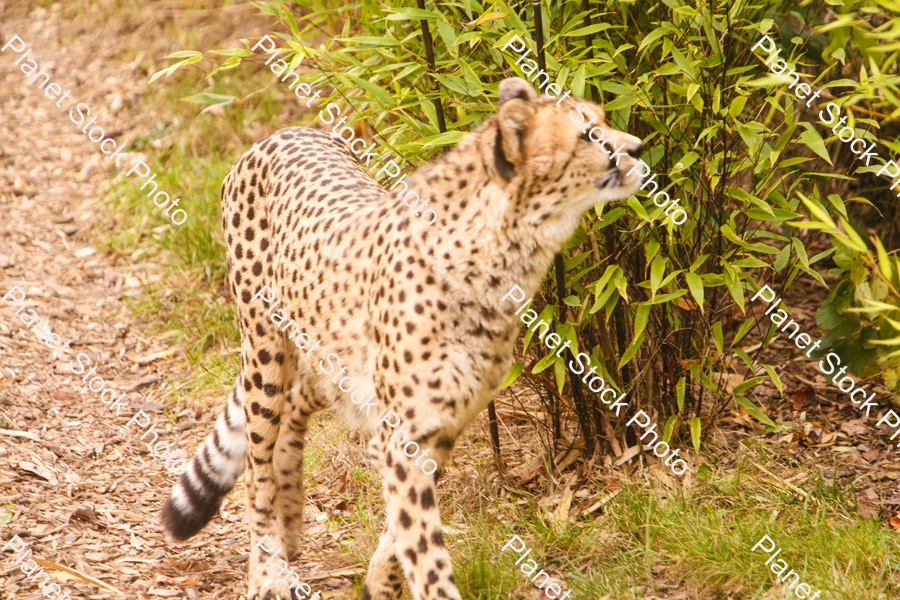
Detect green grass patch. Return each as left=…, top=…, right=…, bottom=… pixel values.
left=436, top=452, right=900, bottom=600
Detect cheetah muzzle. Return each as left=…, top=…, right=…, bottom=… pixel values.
left=160, top=77, right=644, bottom=600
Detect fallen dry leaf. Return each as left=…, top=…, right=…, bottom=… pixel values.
left=33, top=558, right=125, bottom=595
left=792, top=385, right=815, bottom=410
left=891, top=514, right=900, bottom=532
left=677, top=296, right=697, bottom=311
left=0, top=428, right=40, bottom=442
left=841, top=417, right=869, bottom=436
left=127, top=348, right=175, bottom=364
left=858, top=500, right=880, bottom=519
left=334, top=470, right=348, bottom=494
left=69, top=505, right=105, bottom=528
left=15, top=460, right=58, bottom=486
left=863, top=449, right=881, bottom=462
left=508, top=454, right=545, bottom=484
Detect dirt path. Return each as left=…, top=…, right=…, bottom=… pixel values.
left=0, top=3, right=417, bottom=597
left=0, top=4, right=264, bottom=599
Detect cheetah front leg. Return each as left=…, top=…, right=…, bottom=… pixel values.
left=361, top=527, right=404, bottom=600
left=373, top=438, right=462, bottom=600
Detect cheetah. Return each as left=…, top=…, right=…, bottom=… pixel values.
left=160, top=77, right=644, bottom=600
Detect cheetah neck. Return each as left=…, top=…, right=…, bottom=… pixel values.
left=401, top=129, right=577, bottom=326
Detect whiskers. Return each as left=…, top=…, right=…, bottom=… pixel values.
left=596, top=168, right=621, bottom=190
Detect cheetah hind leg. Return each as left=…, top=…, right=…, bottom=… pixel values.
left=251, top=382, right=314, bottom=600
left=361, top=527, right=404, bottom=600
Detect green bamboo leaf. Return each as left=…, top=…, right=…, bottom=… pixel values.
left=432, top=72, right=473, bottom=97
left=728, top=96, right=747, bottom=118
left=731, top=316, right=756, bottom=347
left=502, top=362, right=523, bottom=389
left=650, top=290, right=687, bottom=304
left=619, top=332, right=646, bottom=369
left=733, top=348, right=754, bottom=372
left=791, top=237, right=810, bottom=270
left=419, top=131, right=465, bottom=149
left=532, top=351, right=558, bottom=374
left=554, top=357, right=567, bottom=393
left=720, top=224, right=746, bottom=246
left=166, top=50, right=202, bottom=59
left=283, top=5, right=301, bottom=37
left=605, top=93, right=639, bottom=111
left=634, top=303, right=651, bottom=340
left=385, top=7, right=444, bottom=20
left=690, top=417, right=702, bottom=453
left=470, top=11, right=509, bottom=26
left=182, top=93, right=235, bottom=105
left=662, top=415, right=679, bottom=444
left=638, top=26, right=669, bottom=53
left=844, top=299, right=898, bottom=313
left=338, top=36, right=400, bottom=47
left=676, top=376, right=686, bottom=411
left=564, top=23, right=614, bottom=36
left=670, top=46, right=698, bottom=80
left=593, top=207, right=626, bottom=229
left=208, top=48, right=252, bottom=57
left=874, top=236, right=894, bottom=281
left=650, top=257, right=666, bottom=299
left=798, top=123, right=833, bottom=165
left=733, top=376, right=765, bottom=394
left=672, top=151, right=699, bottom=174
left=689, top=362, right=720, bottom=395
left=523, top=305, right=554, bottom=354
left=826, top=193, right=848, bottom=219
left=345, top=74, right=395, bottom=104
left=712, top=322, right=724, bottom=357
left=839, top=217, right=869, bottom=253
left=732, top=257, right=770, bottom=269
left=774, top=244, right=790, bottom=272
left=763, top=365, right=783, bottom=396
left=734, top=395, right=775, bottom=426
left=148, top=55, right=202, bottom=84
left=589, top=266, right=620, bottom=313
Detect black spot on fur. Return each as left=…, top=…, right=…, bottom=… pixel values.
left=399, top=509, right=412, bottom=529
left=421, top=488, right=435, bottom=510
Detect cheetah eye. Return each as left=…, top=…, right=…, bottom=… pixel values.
left=579, top=130, right=591, bottom=143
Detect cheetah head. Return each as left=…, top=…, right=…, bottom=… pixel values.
left=480, top=77, right=645, bottom=237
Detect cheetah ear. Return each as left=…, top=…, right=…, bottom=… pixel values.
left=494, top=96, right=534, bottom=180
left=499, top=77, right=537, bottom=105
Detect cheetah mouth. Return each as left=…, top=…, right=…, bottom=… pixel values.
left=596, top=168, right=622, bottom=190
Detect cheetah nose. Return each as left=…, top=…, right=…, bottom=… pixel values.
left=627, top=141, right=644, bottom=159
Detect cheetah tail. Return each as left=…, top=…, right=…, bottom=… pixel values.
left=160, top=382, right=248, bottom=541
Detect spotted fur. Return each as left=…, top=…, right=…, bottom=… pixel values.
left=160, top=78, right=644, bottom=600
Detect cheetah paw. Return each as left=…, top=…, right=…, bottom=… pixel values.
left=248, top=582, right=302, bottom=600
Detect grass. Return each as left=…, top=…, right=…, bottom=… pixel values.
left=66, top=0, right=297, bottom=404
left=435, top=449, right=900, bottom=600
left=290, top=409, right=900, bottom=599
